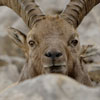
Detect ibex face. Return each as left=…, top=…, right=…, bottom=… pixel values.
left=1, top=0, right=100, bottom=86
left=9, top=16, right=80, bottom=76
left=26, top=16, right=80, bottom=74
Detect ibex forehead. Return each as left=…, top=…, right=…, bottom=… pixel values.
left=27, top=16, right=77, bottom=40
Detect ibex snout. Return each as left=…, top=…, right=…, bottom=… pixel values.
left=45, top=51, right=63, bottom=59
left=43, top=47, right=67, bottom=74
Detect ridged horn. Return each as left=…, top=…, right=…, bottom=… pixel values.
left=0, top=0, right=45, bottom=29
left=60, top=0, right=100, bottom=28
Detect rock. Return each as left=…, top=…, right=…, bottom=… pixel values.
left=0, top=55, right=25, bottom=72
left=0, top=74, right=100, bottom=100
left=0, top=55, right=24, bottom=92
left=37, top=0, right=70, bottom=15
left=0, top=64, right=20, bottom=92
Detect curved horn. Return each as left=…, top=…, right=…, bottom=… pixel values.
left=0, top=0, right=45, bottom=29
left=60, top=0, right=100, bottom=28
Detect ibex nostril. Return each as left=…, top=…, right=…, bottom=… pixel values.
left=56, top=52, right=62, bottom=57
left=45, top=52, right=52, bottom=57
left=45, top=52, right=62, bottom=58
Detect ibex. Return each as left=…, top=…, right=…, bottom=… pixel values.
left=0, top=0, right=100, bottom=86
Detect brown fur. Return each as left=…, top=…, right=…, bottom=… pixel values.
left=9, top=16, right=92, bottom=86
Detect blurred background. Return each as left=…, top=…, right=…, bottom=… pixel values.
left=0, top=0, right=100, bottom=91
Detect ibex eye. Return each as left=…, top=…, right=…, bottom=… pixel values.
left=29, top=40, right=35, bottom=47
left=71, top=39, right=78, bottom=46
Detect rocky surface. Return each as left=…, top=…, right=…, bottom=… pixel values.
left=0, top=64, right=19, bottom=92
left=0, top=74, right=100, bottom=100
left=0, top=55, right=25, bottom=92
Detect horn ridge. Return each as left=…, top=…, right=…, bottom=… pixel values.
left=61, top=0, right=100, bottom=28
left=0, top=0, right=44, bottom=28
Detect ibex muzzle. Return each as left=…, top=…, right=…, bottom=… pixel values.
left=0, top=0, right=100, bottom=86
left=43, top=36, right=67, bottom=74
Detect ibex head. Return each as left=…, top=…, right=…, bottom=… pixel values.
left=1, top=0, right=100, bottom=85
left=9, top=15, right=80, bottom=75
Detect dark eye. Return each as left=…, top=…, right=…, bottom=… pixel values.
left=29, top=40, right=35, bottom=47
left=71, top=39, right=78, bottom=46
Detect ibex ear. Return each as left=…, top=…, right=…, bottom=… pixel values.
left=8, top=27, right=26, bottom=49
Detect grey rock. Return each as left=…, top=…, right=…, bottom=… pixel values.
left=0, top=74, right=100, bottom=100
left=37, top=0, right=70, bottom=15
left=0, top=55, right=25, bottom=72
left=0, top=64, right=20, bottom=92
